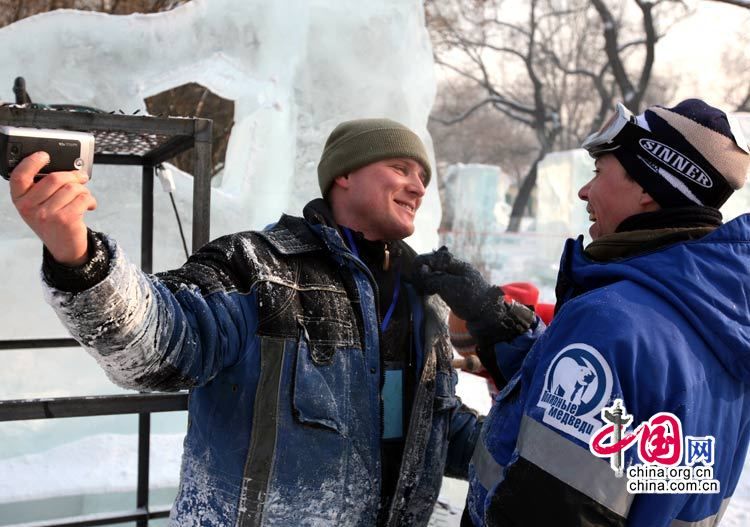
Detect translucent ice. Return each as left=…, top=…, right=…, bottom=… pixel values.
left=0, top=0, right=439, bottom=251
left=0, top=0, right=441, bottom=518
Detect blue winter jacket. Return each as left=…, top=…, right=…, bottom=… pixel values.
left=43, top=212, right=480, bottom=526
left=467, top=215, right=750, bottom=526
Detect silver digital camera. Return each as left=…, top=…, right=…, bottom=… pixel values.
left=0, top=126, right=95, bottom=180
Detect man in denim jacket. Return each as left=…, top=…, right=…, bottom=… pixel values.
left=8, top=118, right=485, bottom=526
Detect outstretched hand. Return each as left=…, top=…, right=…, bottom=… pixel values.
left=412, top=246, right=494, bottom=322
left=9, top=151, right=96, bottom=266
left=412, top=247, right=536, bottom=344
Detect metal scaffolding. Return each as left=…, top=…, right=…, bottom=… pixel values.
left=0, top=106, right=213, bottom=527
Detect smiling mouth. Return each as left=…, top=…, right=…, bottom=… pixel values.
left=587, top=206, right=596, bottom=222
left=395, top=200, right=416, bottom=214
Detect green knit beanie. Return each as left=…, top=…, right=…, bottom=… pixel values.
left=317, top=118, right=432, bottom=196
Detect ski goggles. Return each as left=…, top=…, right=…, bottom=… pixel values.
left=583, top=102, right=750, bottom=157
left=727, top=114, right=750, bottom=155
left=581, top=102, right=642, bottom=156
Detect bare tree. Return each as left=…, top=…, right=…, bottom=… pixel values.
left=709, top=0, right=750, bottom=7
left=427, top=0, right=687, bottom=231
left=738, top=89, right=750, bottom=114
left=429, top=78, right=538, bottom=232
left=428, top=0, right=575, bottom=230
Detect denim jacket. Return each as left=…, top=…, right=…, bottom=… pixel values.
left=44, top=210, right=480, bottom=526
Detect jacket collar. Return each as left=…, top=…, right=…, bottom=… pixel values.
left=615, top=206, right=722, bottom=233
left=255, top=213, right=324, bottom=255
left=584, top=205, right=721, bottom=262
left=584, top=226, right=716, bottom=262
left=257, top=199, right=418, bottom=276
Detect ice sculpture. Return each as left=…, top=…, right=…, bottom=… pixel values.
left=0, top=0, right=441, bottom=520
left=0, top=0, right=438, bottom=251
left=439, top=163, right=510, bottom=275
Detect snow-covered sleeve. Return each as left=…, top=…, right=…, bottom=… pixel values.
left=43, top=233, right=257, bottom=392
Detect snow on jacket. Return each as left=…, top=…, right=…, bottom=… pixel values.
left=43, top=212, right=480, bottom=527
left=467, top=214, right=750, bottom=526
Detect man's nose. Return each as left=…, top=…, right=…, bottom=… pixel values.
left=408, top=172, right=426, bottom=197
left=578, top=181, right=591, bottom=201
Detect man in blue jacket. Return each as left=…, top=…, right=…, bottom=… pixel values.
left=414, top=99, right=750, bottom=526
left=8, top=118, right=485, bottom=526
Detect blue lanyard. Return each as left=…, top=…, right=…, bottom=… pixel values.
left=343, top=227, right=360, bottom=258
left=342, top=227, right=401, bottom=333
left=381, top=275, right=400, bottom=333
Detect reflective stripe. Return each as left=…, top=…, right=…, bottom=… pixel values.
left=670, top=498, right=731, bottom=527
left=471, top=437, right=505, bottom=491
left=236, top=338, right=286, bottom=527
left=517, top=415, right=633, bottom=518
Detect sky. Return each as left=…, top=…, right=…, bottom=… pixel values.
left=647, top=1, right=749, bottom=108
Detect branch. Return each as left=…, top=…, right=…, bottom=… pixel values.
left=434, top=55, right=538, bottom=123
left=490, top=102, right=535, bottom=127
left=537, top=6, right=588, bottom=23
left=634, top=0, right=658, bottom=110
left=443, top=33, right=529, bottom=62
left=486, top=17, right=532, bottom=38
left=618, top=38, right=647, bottom=53
left=590, top=0, right=635, bottom=102
left=491, top=95, right=537, bottom=119
left=708, top=0, right=750, bottom=8
left=480, top=42, right=529, bottom=60
left=429, top=98, right=496, bottom=125
left=434, top=58, right=486, bottom=87
left=538, top=41, right=598, bottom=80
left=526, top=0, right=548, bottom=131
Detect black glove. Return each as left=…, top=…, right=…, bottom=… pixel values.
left=412, top=247, right=536, bottom=343
left=412, top=246, right=491, bottom=321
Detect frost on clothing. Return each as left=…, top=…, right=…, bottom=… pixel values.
left=468, top=214, right=750, bottom=527
left=42, top=212, right=480, bottom=527
left=43, top=238, right=200, bottom=391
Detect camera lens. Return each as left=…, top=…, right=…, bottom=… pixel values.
left=9, top=145, right=20, bottom=157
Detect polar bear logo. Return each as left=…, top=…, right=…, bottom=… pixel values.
left=551, top=357, right=597, bottom=407
left=540, top=344, right=613, bottom=440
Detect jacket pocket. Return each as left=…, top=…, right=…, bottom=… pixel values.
left=292, top=326, right=348, bottom=435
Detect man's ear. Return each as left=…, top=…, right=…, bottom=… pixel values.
left=639, top=190, right=658, bottom=209
left=332, top=174, right=351, bottom=190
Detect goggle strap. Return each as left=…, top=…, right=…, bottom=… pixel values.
left=634, top=113, right=651, bottom=131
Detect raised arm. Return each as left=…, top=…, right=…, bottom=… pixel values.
left=9, top=151, right=95, bottom=266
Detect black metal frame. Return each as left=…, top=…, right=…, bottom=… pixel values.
left=0, top=106, right=213, bottom=527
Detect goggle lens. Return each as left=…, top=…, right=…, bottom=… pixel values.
left=582, top=103, right=636, bottom=156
